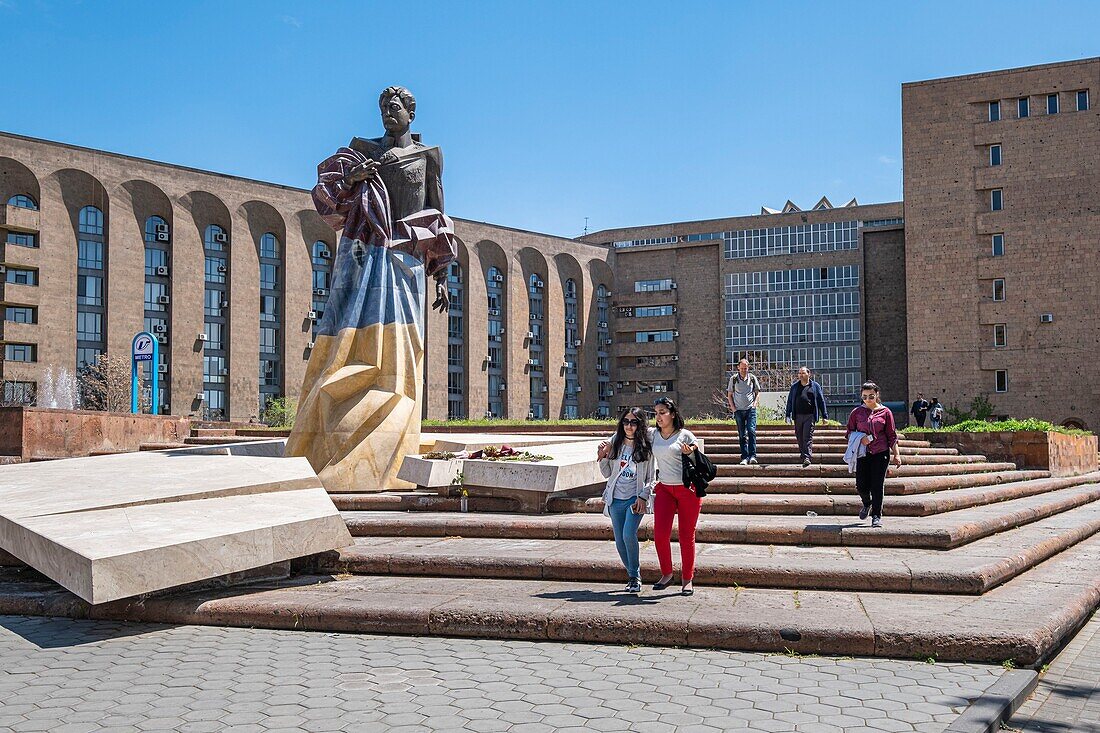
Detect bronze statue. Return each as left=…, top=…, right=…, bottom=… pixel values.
left=287, top=86, right=456, bottom=492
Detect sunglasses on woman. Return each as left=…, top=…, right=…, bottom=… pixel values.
left=861, top=395, right=876, bottom=401
left=622, top=419, right=641, bottom=426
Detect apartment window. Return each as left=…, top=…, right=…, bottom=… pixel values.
left=76, top=311, right=102, bottom=341
left=5, top=343, right=35, bottom=362
left=6, top=232, right=36, bottom=248
left=992, top=279, right=1006, bottom=301
left=995, top=370, right=1008, bottom=393
left=993, top=324, right=1006, bottom=347
left=6, top=194, right=37, bottom=210
left=76, top=347, right=101, bottom=369
left=260, top=263, right=278, bottom=290
left=144, top=282, right=167, bottom=312
left=991, top=234, right=1005, bottom=257
left=77, top=239, right=103, bottom=270
left=1047, top=93, right=1059, bottom=114
left=635, top=305, right=675, bottom=318
left=989, top=145, right=1001, bottom=166
left=259, top=327, right=277, bottom=354
left=204, top=322, right=224, bottom=351
left=635, top=278, right=674, bottom=293
left=4, top=306, right=35, bottom=324
left=144, top=247, right=168, bottom=276
left=1018, top=97, right=1029, bottom=118
left=635, top=330, right=675, bottom=343
left=78, top=205, right=103, bottom=236
left=6, top=268, right=38, bottom=286
left=2, top=380, right=36, bottom=404
left=990, top=189, right=1003, bottom=211
left=260, top=295, right=277, bottom=322
left=988, top=100, right=1000, bottom=121
left=1077, top=90, right=1089, bottom=111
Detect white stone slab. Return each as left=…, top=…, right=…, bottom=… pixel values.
left=0, top=449, right=352, bottom=604
left=397, top=456, right=464, bottom=488
left=422, top=432, right=599, bottom=453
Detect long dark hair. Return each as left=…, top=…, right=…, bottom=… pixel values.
left=611, top=407, right=652, bottom=463
left=654, top=396, right=685, bottom=431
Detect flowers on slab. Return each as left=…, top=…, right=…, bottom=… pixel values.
left=422, top=445, right=552, bottom=462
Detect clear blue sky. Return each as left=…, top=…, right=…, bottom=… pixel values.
left=2, top=1, right=1096, bottom=237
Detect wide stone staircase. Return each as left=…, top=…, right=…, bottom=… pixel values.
left=1, top=424, right=1097, bottom=666
left=303, top=425, right=1100, bottom=664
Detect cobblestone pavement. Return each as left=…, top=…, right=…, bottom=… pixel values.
left=1008, top=610, right=1100, bottom=733
left=0, top=615, right=1005, bottom=733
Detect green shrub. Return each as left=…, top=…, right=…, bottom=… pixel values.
left=261, top=397, right=296, bottom=428
left=902, top=417, right=1091, bottom=436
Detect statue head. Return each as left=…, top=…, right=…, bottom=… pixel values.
left=379, top=86, right=416, bottom=135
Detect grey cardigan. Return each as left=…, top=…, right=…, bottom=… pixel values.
left=597, top=430, right=657, bottom=516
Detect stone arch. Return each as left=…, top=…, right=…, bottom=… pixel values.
left=475, top=239, right=509, bottom=417
left=1061, top=417, right=1087, bottom=430
left=43, top=168, right=110, bottom=242
left=0, top=157, right=41, bottom=206
left=118, top=179, right=173, bottom=246
left=238, top=200, right=288, bottom=260
left=178, top=190, right=232, bottom=240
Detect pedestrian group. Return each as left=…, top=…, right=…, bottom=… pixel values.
left=597, top=360, right=919, bottom=594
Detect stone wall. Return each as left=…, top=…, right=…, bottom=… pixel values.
left=0, top=406, right=190, bottom=459
left=910, top=430, right=1098, bottom=476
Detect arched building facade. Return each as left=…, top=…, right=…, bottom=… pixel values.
left=0, top=133, right=611, bottom=421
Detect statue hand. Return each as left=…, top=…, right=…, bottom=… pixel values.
left=431, top=278, right=449, bottom=313
left=344, top=159, right=380, bottom=185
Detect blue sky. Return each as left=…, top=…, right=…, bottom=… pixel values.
left=2, top=1, right=1096, bottom=237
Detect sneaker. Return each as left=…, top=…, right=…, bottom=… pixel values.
left=802, top=458, right=811, bottom=468
left=626, top=578, right=642, bottom=593
left=739, top=459, right=749, bottom=465
left=748, top=457, right=759, bottom=465
left=871, top=516, right=882, bottom=528
left=859, top=505, right=870, bottom=520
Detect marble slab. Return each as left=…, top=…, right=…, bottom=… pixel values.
left=0, top=449, right=352, bottom=604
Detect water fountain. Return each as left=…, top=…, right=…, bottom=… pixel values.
left=38, top=365, right=79, bottom=410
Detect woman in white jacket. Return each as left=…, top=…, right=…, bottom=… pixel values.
left=597, top=407, right=656, bottom=594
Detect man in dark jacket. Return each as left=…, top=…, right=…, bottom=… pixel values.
left=911, top=393, right=930, bottom=427
left=785, top=366, right=829, bottom=467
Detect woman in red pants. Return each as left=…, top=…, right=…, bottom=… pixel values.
left=650, top=396, right=701, bottom=596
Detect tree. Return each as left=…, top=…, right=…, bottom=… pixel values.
left=261, top=397, right=296, bottom=428
left=78, top=353, right=141, bottom=413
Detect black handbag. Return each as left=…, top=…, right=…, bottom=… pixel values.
left=681, top=449, right=717, bottom=498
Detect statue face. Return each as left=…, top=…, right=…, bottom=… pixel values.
left=381, top=95, right=413, bottom=134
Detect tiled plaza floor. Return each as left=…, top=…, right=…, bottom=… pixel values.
left=1008, top=610, right=1100, bottom=733
left=0, top=614, right=1007, bottom=733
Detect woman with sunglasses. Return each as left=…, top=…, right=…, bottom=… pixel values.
left=846, top=382, right=902, bottom=528
left=650, top=397, right=701, bottom=596
left=597, top=407, right=656, bottom=594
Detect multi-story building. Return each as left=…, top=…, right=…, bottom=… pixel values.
left=902, top=57, right=1099, bottom=428
left=2, top=56, right=1096, bottom=427
left=582, top=200, right=907, bottom=419
left=0, top=132, right=610, bottom=421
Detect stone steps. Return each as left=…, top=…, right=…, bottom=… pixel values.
left=323, top=501, right=1100, bottom=594
left=704, top=440, right=940, bottom=451
left=2, top=534, right=1092, bottom=664
left=327, top=470, right=1056, bottom=514
left=340, top=480, right=1100, bottom=549
left=183, top=435, right=275, bottom=446
left=711, top=453, right=976, bottom=465
left=697, top=469, right=1051, bottom=495
left=553, top=474, right=1097, bottom=517
left=714, top=461, right=1017, bottom=478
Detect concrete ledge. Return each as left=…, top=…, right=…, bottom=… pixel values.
left=944, top=669, right=1038, bottom=733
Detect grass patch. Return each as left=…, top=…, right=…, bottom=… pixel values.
left=902, top=418, right=1092, bottom=436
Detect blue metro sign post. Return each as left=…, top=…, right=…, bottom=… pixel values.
left=131, top=331, right=160, bottom=415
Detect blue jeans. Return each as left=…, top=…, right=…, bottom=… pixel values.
left=608, top=497, right=644, bottom=579
left=735, top=408, right=757, bottom=460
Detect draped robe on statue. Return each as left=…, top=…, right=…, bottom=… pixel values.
left=286, top=143, right=456, bottom=492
